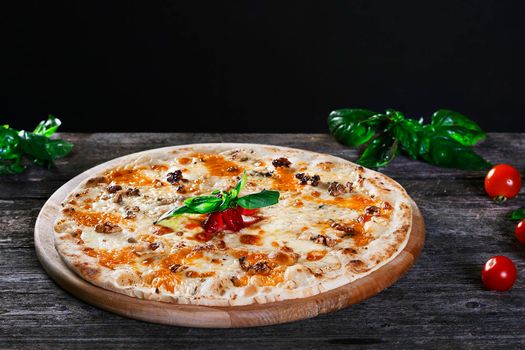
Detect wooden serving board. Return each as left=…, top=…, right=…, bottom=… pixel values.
left=34, top=144, right=425, bottom=328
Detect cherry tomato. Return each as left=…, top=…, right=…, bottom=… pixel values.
left=237, top=207, right=258, bottom=216
left=516, top=220, right=525, bottom=244
left=224, top=208, right=249, bottom=231
left=204, top=211, right=225, bottom=233
left=481, top=256, right=517, bottom=291
left=484, top=164, right=522, bottom=200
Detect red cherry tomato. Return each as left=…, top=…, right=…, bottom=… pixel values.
left=204, top=211, right=225, bottom=233
left=516, top=220, right=525, bottom=244
left=237, top=207, right=258, bottom=216
left=481, top=256, right=517, bottom=291
left=222, top=208, right=245, bottom=231
left=484, top=164, right=522, bottom=200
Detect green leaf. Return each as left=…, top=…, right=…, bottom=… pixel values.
left=0, top=158, right=25, bottom=175
left=393, top=118, right=424, bottom=159
left=18, top=131, right=73, bottom=164
left=33, top=115, right=62, bottom=137
left=510, top=208, right=525, bottom=221
left=154, top=205, right=199, bottom=223
left=431, top=110, right=485, bottom=146
left=328, top=109, right=382, bottom=147
left=0, top=126, right=21, bottom=160
left=419, top=135, right=492, bottom=170
left=0, top=116, right=72, bottom=175
left=18, top=132, right=54, bottom=162
left=357, top=132, right=398, bottom=169
left=184, top=195, right=223, bottom=213
left=384, top=109, right=407, bottom=123
left=45, top=139, right=74, bottom=160
left=218, top=190, right=236, bottom=211
left=237, top=190, right=280, bottom=209
left=230, top=171, right=247, bottom=198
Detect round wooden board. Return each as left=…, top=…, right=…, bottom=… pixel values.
left=34, top=143, right=425, bottom=328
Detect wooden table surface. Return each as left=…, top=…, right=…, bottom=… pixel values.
left=2, top=133, right=525, bottom=349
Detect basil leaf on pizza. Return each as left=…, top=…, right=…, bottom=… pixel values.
left=155, top=172, right=280, bottom=224
left=236, top=190, right=280, bottom=209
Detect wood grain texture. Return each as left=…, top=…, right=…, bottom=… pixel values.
left=2, top=133, right=525, bottom=348
left=33, top=143, right=424, bottom=327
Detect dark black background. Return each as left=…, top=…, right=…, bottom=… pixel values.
left=2, top=1, right=525, bottom=133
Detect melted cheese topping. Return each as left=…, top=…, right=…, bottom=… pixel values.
left=54, top=146, right=410, bottom=305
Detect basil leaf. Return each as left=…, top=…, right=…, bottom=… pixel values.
left=357, top=132, right=398, bottom=169
left=0, top=126, right=21, bottom=160
left=0, top=158, right=25, bottom=175
left=45, top=139, right=74, bottom=160
left=184, top=195, right=223, bottom=213
left=237, top=190, right=280, bottom=209
left=33, top=115, right=62, bottom=137
left=420, top=135, right=492, bottom=170
left=18, top=131, right=73, bottom=165
left=393, top=118, right=424, bottom=159
left=328, top=109, right=381, bottom=147
left=230, top=171, right=247, bottom=198
left=0, top=117, right=72, bottom=175
left=510, top=208, right=525, bottom=221
left=384, top=109, right=406, bottom=123
left=18, top=132, right=55, bottom=163
left=154, top=205, right=199, bottom=223
left=431, top=110, right=485, bottom=146
left=218, top=190, right=236, bottom=211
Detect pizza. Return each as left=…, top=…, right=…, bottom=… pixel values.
left=53, top=144, right=412, bottom=306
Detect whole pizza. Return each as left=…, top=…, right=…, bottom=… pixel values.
left=53, top=144, right=412, bottom=306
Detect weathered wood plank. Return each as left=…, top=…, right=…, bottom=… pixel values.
left=1, top=133, right=524, bottom=348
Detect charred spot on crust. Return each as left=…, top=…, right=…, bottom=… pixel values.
left=365, top=205, right=380, bottom=216
left=124, top=211, right=136, bottom=219
left=311, top=234, right=337, bottom=247
left=295, top=173, right=321, bottom=186
left=166, top=170, right=183, bottom=184
left=113, top=192, right=123, bottom=204
left=126, top=188, right=140, bottom=196
left=148, top=242, right=160, bottom=250
left=330, top=222, right=355, bottom=237
left=86, top=176, right=107, bottom=187
left=231, top=276, right=245, bottom=287
left=215, top=240, right=227, bottom=250
left=250, top=261, right=272, bottom=275
left=327, top=181, right=353, bottom=196
left=106, top=184, right=122, bottom=193
left=272, top=157, right=291, bottom=168
left=382, top=201, right=392, bottom=210
left=62, top=207, right=75, bottom=215
left=95, top=222, right=122, bottom=234
left=238, top=257, right=272, bottom=275
left=169, top=264, right=186, bottom=273
left=341, top=247, right=358, bottom=255
left=347, top=259, right=368, bottom=273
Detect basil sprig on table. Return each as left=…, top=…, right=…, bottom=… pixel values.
left=155, top=172, right=280, bottom=223
left=328, top=109, right=492, bottom=170
left=0, top=115, right=73, bottom=175
left=510, top=208, right=525, bottom=221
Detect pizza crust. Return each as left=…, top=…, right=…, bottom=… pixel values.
left=54, top=144, right=412, bottom=306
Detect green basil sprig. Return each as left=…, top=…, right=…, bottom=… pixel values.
left=155, top=172, right=279, bottom=223
left=1, top=115, right=73, bottom=175
left=328, top=108, right=492, bottom=170
left=510, top=208, right=525, bottom=221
